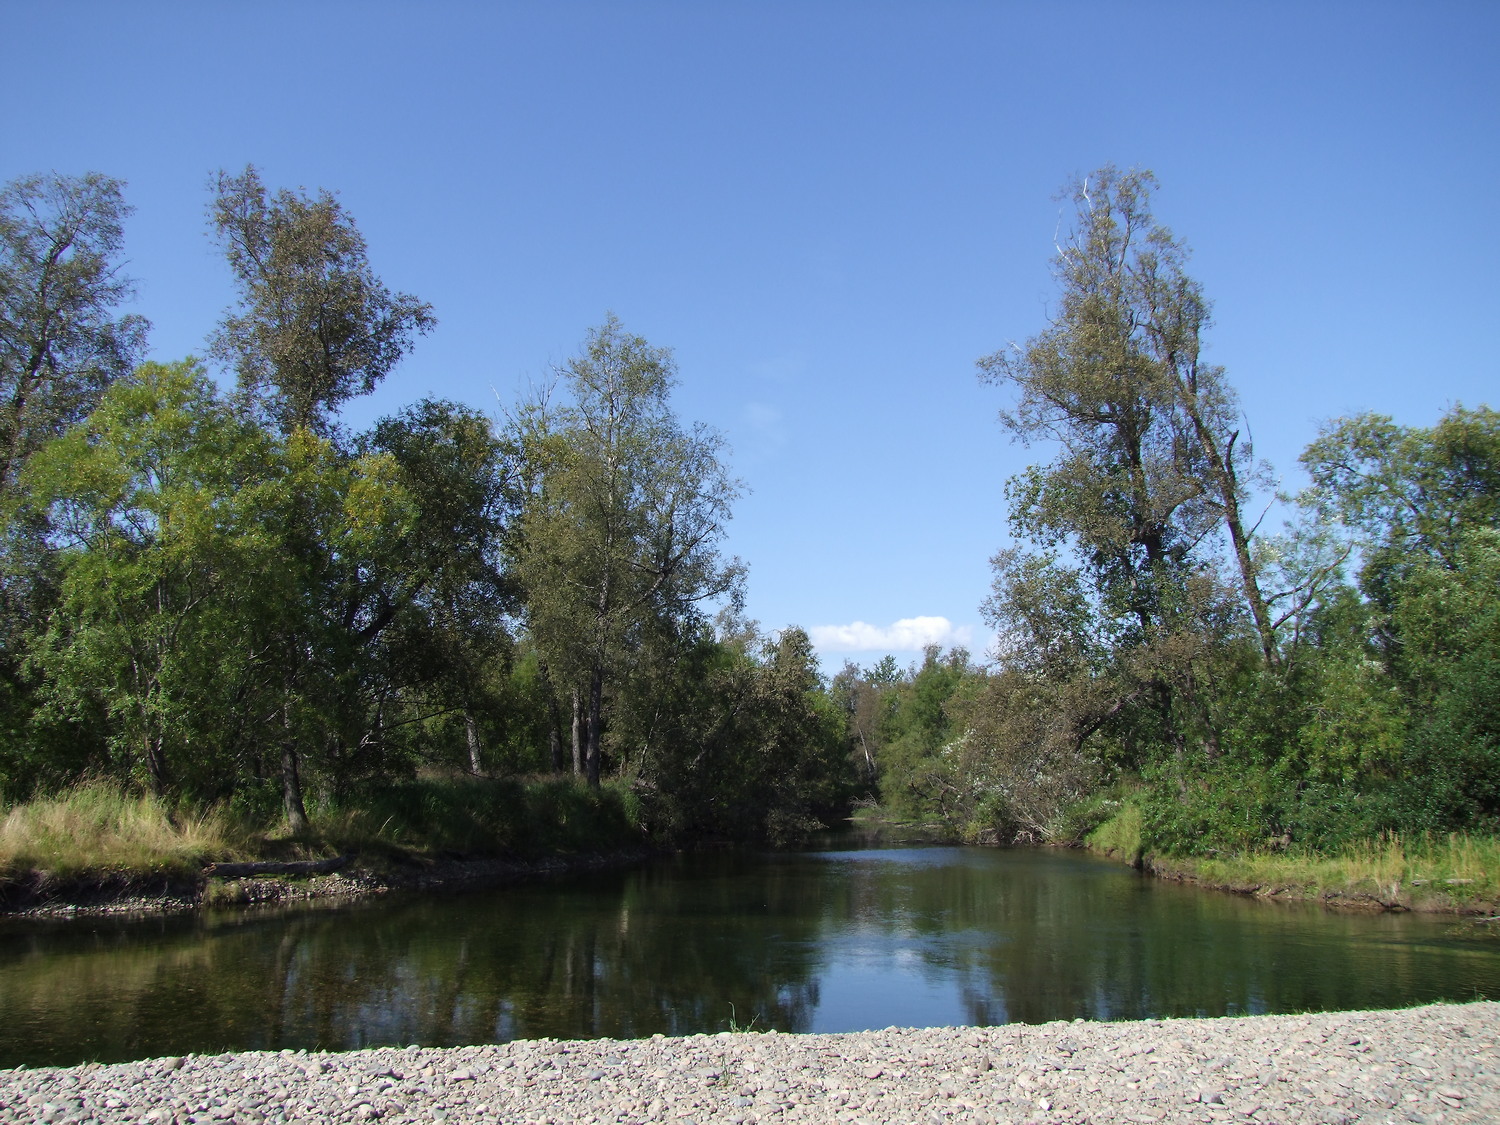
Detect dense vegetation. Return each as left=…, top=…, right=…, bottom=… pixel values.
left=1, top=164, right=1495, bottom=874
left=851, top=168, right=1500, bottom=863
left=0, top=167, right=849, bottom=854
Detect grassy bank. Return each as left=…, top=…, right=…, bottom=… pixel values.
left=1084, top=799, right=1500, bottom=913
left=1, top=774, right=646, bottom=890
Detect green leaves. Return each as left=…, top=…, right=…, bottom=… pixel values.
left=510, top=317, right=744, bottom=788
left=17, top=360, right=431, bottom=800
left=209, top=166, right=435, bottom=435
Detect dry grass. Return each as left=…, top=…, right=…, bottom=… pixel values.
left=0, top=781, right=247, bottom=880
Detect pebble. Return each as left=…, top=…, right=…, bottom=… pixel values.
left=0, top=1002, right=1496, bottom=1124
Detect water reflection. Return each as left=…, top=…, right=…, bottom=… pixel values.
left=1, top=842, right=1496, bottom=1067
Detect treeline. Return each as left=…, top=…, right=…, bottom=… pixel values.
left=0, top=168, right=850, bottom=844
left=4, top=165, right=1495, bottom=862
left=857, top=167, right=1499, bottom=855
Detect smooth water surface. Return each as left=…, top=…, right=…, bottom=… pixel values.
left=2, top=841, right=1497, bottom=1066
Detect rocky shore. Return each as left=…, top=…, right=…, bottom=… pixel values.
left=2, top=1002, right=1495, bottom=1125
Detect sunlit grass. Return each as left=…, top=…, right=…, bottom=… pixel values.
left=0, top=773, right=646, bottom=885
left=1083, top=800, right=1143, bottom=864
left=0, top=780, right=247, bottom=880
left=1159, top=832, right=1500, bottom=908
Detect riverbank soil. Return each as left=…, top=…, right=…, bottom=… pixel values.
left=1, top=1002, right=1494, bottom=1124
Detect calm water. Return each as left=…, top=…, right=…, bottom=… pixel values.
left=2, top=839, right=1497, bottom=1067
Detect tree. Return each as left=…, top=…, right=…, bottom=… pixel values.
left=978, top=166, right=1276, bottom=668
left=23, top=361, right=281, bottom=796
left=971, top=167, right=1290, bottom=800
left=0, top=173, right=149, bottom=744
left=512, top=317, right=744, bottom=788
left=620, top=624, right=852, bottom=843
left=355, top=399, right=519, bottom=776
left=875, top=646, right=977, bottom=823
left=1299, top=406, right=1500, bottom=827
left=209, top=165, right=434, bottom=435
left=0, top=172, right=147, bottom=495
left=208, top=166, right=434, bottom=828
left=1301, top=405, right=1500, bottom=607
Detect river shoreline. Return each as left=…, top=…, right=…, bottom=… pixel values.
left=0, top=847, right=659, bottom=921
left=4, top=837, right=1499, bottom=921
left=2, top=1002, right=1495, bottom=1124
left=1139, top=855, right=1500, bottom=918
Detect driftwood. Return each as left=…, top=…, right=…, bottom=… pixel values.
left=203, top=855, right=353, bottom=878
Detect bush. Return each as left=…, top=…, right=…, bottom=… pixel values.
left=313, top=773, right=644, bottom=857
left=1137, top=763, right=1399, bottom=857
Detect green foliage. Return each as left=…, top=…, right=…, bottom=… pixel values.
left=21, top=360, right=286, bottom=796
left=625, top=626, right=855, bottom=845
left=0, top=171, right=148, bottom=494
left=0, top=168, right=853, bottom=868
left=209, top=165, right=434, bottom=435
left=1302, top=405, right=1500, bottom=603
left=0, top=172, right=149, bottom=791
left=874, top=646, right=977, bottom=824
left=509, top=316, right=744, bottom=789
left=953, top=166, right=1500, bottom=860
left=318, top=774, right=642, bottom=857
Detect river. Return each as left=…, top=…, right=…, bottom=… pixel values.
left=1, top=837, right=1497, bottom=1067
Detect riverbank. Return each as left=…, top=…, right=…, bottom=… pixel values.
left=2, top=1001, right=1495, bottom=1124
left=1084, top=804, right=1500, bottom=917
left=0, top=847, right=659, bottom=919
left=0, top=776, right=656, bottom=918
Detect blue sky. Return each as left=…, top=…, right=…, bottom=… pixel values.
left=5, top=1, right=1496, bottom=673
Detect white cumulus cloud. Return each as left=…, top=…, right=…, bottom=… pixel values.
left=808, top=616, right=975, bottom=654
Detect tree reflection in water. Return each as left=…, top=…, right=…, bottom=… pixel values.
left=1, top=844, right=1497, bottom=1067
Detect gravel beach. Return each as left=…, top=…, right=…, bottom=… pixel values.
left=2, top=1002, right=1495, bottom=1125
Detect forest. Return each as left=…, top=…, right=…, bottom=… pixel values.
left=1, top=165, right=1496, bottom=870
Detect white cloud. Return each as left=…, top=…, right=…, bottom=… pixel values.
left=808, top=616, right=975, bottom=654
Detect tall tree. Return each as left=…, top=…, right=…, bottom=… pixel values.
left=355, top=399, right=519, bottom=776
left=208, top=167, right=434, bottom=828
left=512, top=317, right=744, bottom=788
left=0, top=172, right=147, bottom=495
left=209, top=165, right=434, bottom=435
left=0, top=172, right=148, bottom=763
left=978, top=166, right=1276, bottom=667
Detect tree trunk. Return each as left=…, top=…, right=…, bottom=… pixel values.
left=586, top=663, right=603, bottom=790
left=1216, top=431, right=1279, bottom=669
left=281, top=739, right=310, bottom=835
left=465, top=709, right=483, bottom=775
left=145, top=730, right=169, bottom=799
left=571, top=688, right=582, bottom=777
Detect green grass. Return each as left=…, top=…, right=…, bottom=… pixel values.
left=1083, top=793, right=1498, bottom=911
left=1166, top=831, right=1500, bottom=908
left=1084, top=800, right=1144, bottom=866
left=310, top=773, right=644, bottom=858
left=1, top=773, right=646, bottom=887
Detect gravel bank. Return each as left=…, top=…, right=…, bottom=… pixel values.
left=3, top=1002, right=1495, bottom=1125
